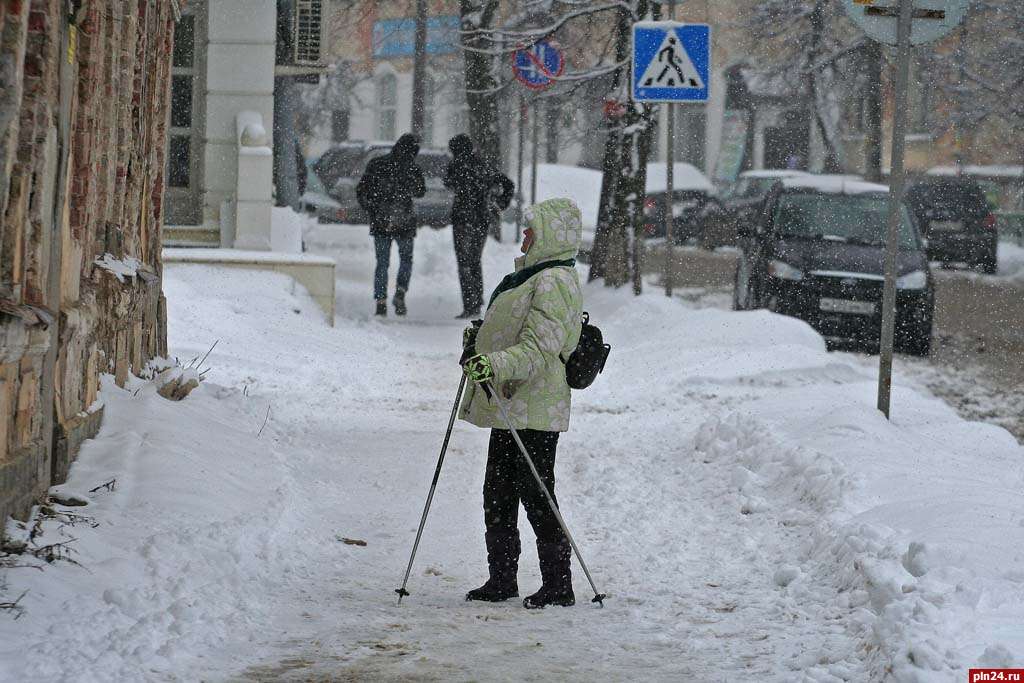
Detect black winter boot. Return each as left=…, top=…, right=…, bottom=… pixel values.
left=374, top=299, right=387, bottom=316
left=393, top=289, right=407, bottom=316
left=523, top=539, right=575, bottom=609
left=466, top=531, right=520, bottom=602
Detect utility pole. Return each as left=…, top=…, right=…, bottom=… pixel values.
left=877, top=0, right=914, bottom=419
left=411, top=0, right=428, bottom=136
left=864, top=41, right=883, bottom=183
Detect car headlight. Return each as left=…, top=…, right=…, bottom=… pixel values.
left=896, top=270, right=927, bottom=289
left=768, top=260, right=804, bottom=281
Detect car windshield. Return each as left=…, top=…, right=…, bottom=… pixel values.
left=773, top=192, right=919, bottom=249
left=731, top=176, right=782, bottom=198
left=906, top=181, right=989, bottom=219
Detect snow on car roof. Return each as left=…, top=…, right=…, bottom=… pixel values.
left=738, top=169, right=810, bottom=179
left=928, top=164, right=1024, bottom=178
left=781, top=175, right=888, bottom=195
left=645, top=163, right=714, bottom=193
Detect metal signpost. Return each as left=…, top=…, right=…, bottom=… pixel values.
left=842, top=0, right=968, bottom=418
left=512, top=41, right=564, bottom=241
left=631, top=20, right=710, bottom=298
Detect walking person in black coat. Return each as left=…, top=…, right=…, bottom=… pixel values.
left=356, top=133, right=426, bottom=317
left=443, top=134, right=514, bottom=319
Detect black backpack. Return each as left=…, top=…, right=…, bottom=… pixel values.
left=562, top=313, right=611, bottom=390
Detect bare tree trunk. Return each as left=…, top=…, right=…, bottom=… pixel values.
left=545, top=99, right=559, bottom=163
left=459, top=1, right=502, bottom=168
left=411, top=0, right=428, bottom=136
left=864, top=42, right=883, bottom=182
left=590, top=5, right=633, bottom=283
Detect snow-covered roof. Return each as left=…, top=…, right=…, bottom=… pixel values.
left=781, top=175, right=888, bottom=195
left=739, top=169, right=810, bottom=180
left=928, top=165, right=1024, bottom=178
left=645, top=163, right=713, bottom=193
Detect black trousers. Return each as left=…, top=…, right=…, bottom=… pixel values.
left=484, top=429, right=565, bottom=544
left=453, top=223, right=487, bottom=313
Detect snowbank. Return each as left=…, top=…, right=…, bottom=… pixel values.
left=2, top=223, right=1022, bottom=681
left=0, top=372, right=295, bottom=680
left=522, top=164, right=603, bottom=230
left=644, top=162, right=713, bottom=193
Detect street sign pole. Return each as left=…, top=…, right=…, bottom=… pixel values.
left=665, top=105, right=675, bottom=297
left=664, top=0, right=678, bottom=299
left=531, top=100, right=539, bottom=205
left=877, top=0, right=914, bottom=419
left=516, top=94, right=526, bottom=242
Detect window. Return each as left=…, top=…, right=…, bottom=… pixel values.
left=168, top=136, right=191, bottom=188
left=173, top=15, right=195, bottom=67
left=170, top=75, right=193, bottom=128
left=908, top=57, right=933, bottom=136
left=377, top=73, right=397, bottom=140
left=331, top=109, right=349, bottom=142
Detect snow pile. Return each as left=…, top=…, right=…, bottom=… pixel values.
left=522, top=164, right=603, bottom=229
left=996, top=241, right=1024, bottom=280
left=0, top=373, right=295, bottom=680
left=2, top=223, right=1022, bottom=681
left=645, top=162, right=713, bottom=193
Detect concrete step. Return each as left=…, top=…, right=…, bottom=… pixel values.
left=163, top=225, right=219, bottom=248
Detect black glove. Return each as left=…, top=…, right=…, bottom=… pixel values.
left=460, top=320, right=483, bottom=366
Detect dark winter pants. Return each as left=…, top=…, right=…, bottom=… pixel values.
left=453, top=224, right=487, bottom=314
left=373, top=234, right=413, bottom=301
left=484, top=429, right=565, bottom=544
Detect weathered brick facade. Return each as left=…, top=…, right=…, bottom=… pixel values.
left=0, top=0, right=176, bottom=529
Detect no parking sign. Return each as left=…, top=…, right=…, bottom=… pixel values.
left=511, top=40, right=564, bottom=91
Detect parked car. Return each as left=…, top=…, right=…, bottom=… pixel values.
left=641, top=163, right=718, bottom=244
left=308, top=141, right=453, bottom=227
left=733, top=176, right=934, bottom=355
left=904, top=177, right=999, bottom=273
left=704, top=169, right=811, bottom=249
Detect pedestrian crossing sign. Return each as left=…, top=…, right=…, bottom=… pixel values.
left=632, top=22, right=711, bottom=103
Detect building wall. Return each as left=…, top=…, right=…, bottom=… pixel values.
left=0, top=0, right=174, bottom=528
left=201, top=0, right=277, bottom=228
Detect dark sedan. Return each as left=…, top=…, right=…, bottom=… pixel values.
left=310, top=142, right=453, bottom=227
left=904, top=177, right=999, bottom=273
left=733, top=178, right=934, bottom=355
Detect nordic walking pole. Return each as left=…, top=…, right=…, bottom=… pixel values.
left=395, top=374, right=467, bottom=604
left=485, top=382, right=607, bottom=606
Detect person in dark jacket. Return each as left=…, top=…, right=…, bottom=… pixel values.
left=443, top=134, right=514, bottom=319
left=356, top=134, right=426, bottom=316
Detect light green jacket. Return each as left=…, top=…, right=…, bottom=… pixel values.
left=459, top=198, right=584, bottom=432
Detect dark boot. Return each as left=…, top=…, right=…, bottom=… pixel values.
left=375, top=299, right=387, bottom=316
left=466, top=531, right=520, bottom=602
left=393, top=289, right=407, bottom=316
left=523, top=539, right=575, bottom=609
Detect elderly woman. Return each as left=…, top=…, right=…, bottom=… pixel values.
left=459, top=198, right=584, bottom=609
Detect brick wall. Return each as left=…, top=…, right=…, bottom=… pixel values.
left=0, top=0, right=176, bottom=529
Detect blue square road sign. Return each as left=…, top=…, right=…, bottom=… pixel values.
left=632, top=22, right=711, bottom=103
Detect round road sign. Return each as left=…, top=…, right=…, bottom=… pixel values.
left=512, top=40, right=564, bottom=91
left=843, top=0, right=969, bottom=46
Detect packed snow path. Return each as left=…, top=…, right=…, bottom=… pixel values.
left=224, top=229, right=865, bottom=681
left=3, top=225, right=1021, bottom=682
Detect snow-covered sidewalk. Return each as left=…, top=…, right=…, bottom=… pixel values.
left=2, top=225, right=1022, bottom=682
